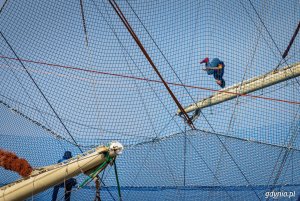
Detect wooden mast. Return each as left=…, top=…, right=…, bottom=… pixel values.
left=0, top=144, right=119, bottom=201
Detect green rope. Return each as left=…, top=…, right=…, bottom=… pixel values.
left=114, top=161, right=122, bottom=201
left=79, top=153, right=112, bottom=188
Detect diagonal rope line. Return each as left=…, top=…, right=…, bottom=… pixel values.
left=123, top=1, right=221, bottom=134
left=0, top=51, right=68, bottom=150
left=248, top=0, right=300, bottom=92
left=227, top=0, right=269, bottom=134
left=79, top=0, right=89, bottom=46
left=108, top=0, right=195, bottom=129
left=186, top=134, right=234, bottom=201
left=199, top=113, right=261, bottom=200
left=264, top=105, right=300, bottom=199
left=1, top=55, right=300, bottom=106
left=247, top=0, right=287, bottom=67
left=239, top=0, right=300, bottom=94
left=0, top=31, right=83, bottom=153
left=0, top=0, right=9, bottom=14
left=282, top=21, right=300, bottom=60
left=125, top=0, right=199, bottom=106
left=96, top=0, right=182, bottom=137
left=89, top=0, right=187, bottom=188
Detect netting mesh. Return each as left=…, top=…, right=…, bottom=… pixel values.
left=0, top=0, right=300, bottom=200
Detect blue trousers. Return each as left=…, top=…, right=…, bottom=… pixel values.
left=52, top=178, right=76, bottom=201
left=206, top=69, right=224, bottom=81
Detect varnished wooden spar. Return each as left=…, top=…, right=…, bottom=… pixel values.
left=177, top=62, right=300, bottom=114
left=0, top=142, right=123, bottom=201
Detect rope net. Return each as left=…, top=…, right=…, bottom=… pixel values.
left=0, top=0, right=299, bottom=200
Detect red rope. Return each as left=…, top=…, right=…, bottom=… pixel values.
left=1, top=55, right=300, bottom=105
left=0, top=149, right=33, bottom=177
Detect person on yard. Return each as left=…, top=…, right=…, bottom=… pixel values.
left=51, top=151, right=77, bottom=201
left=200, top=57, right=225, bottom=88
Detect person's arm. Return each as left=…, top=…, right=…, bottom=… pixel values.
left=204, top=64, right=223, bottom=70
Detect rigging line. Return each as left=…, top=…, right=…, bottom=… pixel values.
left=0, top=99, right=81, bottom=148
left=269, top=108, right=300, bottom=189
left=109, top=0, right=195, bottom=129
left=2, top=55, right=300, bottom=106
left=100, top=0, right=160, bottom=138
left=124, top=1, right=223, bottom=136
left=183, top=126, right=186, bottom=187
left=185, top=136, right=234, bottom=201
left=82, top=166, right=117, bottom=201
left=125, top=0, right=199, bottom=106
left=127, top=127, right=300, bottom=153
left=125, top=56, right=160, bottom=138
left=124, top=0, right=221, bottom=136
left=99, top=180, right=118, bottom=201
left=108, top=0, right=195, bottom=129
left=264, top=105, right=300, bottom=195
left=95, top=0, right=184, bottom=136
left=0, top=31, right=83, bottom=153
left=1, top=57, right=45, bottom=120
left=237, top=0, right=278, bottom=63
left=227, top=0, right=270, bottom=134
left=240, top=0, right=300, bottom=91
left=239, top=0, right=282, bottom=74
left=0, top=93, right=149, bottom=138
left=128, top=115, right=234, bottom=197
left=200, top=113, right=261, bottom=200
left=264, top=151, right=292, bottom=201
left=79, top=0, right=89, bottom=46
left=159, top=142, right=183, bottom=196
left=247, top=0, right=287, bottom=67
left=282, top=21, right=300, bottom=60
left=268, top=149, right=296, bottom=201
left=247, top=0, right=300, bottom=91
left=1, top=53, right=67, bottom=152
left=93, top=1, right=185, bottom=185
left=0, top=0, right=9, bottom=14
left=126, top=117, right=180, bottom=185
left=3, top=63, right=299, bottom=116
left=5, top=58, right=297, bottom=108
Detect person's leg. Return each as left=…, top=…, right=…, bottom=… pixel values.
left=215, top=79, right=225, bottom=88
left=64, top=183, right=73, bottom=201
left=52, top=185, right=60, bottom=201
left=220, top=79, right=225, bottom=88
left=207, top=69, right=214, bottom=75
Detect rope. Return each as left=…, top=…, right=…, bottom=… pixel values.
left=0, top=99, right=80, bottom=147
left=91, top=0, right=184, bottom=138
left=1, top=55, right=299, bottom=106
left=247, top=0, right=286, bottom=64
left=0, top=0, right=9, bottom=14
left=79, top=0, right=89, bottom=46
left=282, top=21, right=300, bottom=59
left=94, top=175, right=101, bottom=201
left=227, top=0, right=270, bottom=133
left=125, top=0, right=199, bottom=110
left=0, top=32, right=83, bottom=153
left=113, top=161, right=122, bottom=201
left=108, top=0, right=195, bottom=129
left=79, top=153, right=112, bottom=188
